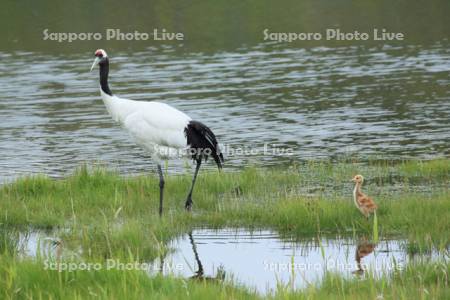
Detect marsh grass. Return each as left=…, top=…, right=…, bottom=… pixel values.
left=0, top=159, right=449, bottom=299
left=373, top=211, right=379, bottom=244
left=1, top=160, right=449, bottom=252
left=278, top=260, right=450, bottom=300
left=1, top=253, right=448, bottom=299
left=0, top=253, right=256, bottom=299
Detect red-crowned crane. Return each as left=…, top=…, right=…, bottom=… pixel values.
left=90, top=49, right=223, bottom=216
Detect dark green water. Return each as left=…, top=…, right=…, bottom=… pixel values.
left=2, top=0, right=449, bottom=53
left=0, top=1, right=449, bottom=181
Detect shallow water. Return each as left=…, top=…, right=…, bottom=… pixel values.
left=10, top=230, right=81, bottom=260
left=156, top=229, right=445, bottom=294
left=7, top=228, right=447, bottom=294
left=1, top=1, right=450, bottom=182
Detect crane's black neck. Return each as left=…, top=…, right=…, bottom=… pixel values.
left=99, top=58, right=113, bottom=96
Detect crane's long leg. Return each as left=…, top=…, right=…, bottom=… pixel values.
left=157, top=164, right=165, bottom=217
left=185, top=160, right=202, bottom=211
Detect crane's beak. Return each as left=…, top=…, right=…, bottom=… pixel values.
left=90, top=57, right=100, bottom=72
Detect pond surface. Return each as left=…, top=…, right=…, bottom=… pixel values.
left=157, top=229, right=444, bottom=294
left=7, top=228, right=447, bottom=294
left=1, top=42, right=449, bottom=182
left=1, top=0, right=449, bottom=182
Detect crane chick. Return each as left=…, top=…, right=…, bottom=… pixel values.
left=352, top=175, right=378, bottom=218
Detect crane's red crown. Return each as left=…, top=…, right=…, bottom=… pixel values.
left=95, top=49, right=107, bottom=58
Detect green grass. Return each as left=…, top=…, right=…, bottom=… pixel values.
left=0, top=159, right=449, bottom=299
left=0, top=253, right=256, bottom=299
left=273, top=260, right=450, bottom=300
left=0, top=254, right=448, bottom=299
left=1, top=159, right=448, bottom=247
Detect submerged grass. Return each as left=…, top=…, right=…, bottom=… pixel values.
left=0, top=159, right=449, bottom=299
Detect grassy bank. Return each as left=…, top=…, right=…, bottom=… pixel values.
left=0, top=159, right=449, bottom=298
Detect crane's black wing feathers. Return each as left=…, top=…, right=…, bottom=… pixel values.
left=184, top=120, right=224, bottom=169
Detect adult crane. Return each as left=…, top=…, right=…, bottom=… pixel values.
left=90, top=49, right=223, bottom=216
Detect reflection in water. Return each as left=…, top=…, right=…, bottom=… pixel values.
left=353, top=239, right=377, bottom=275
left=0, top=42, right=449, bottom=182
left=158, top=229, right=445, bottom=294
left=6, top=230, right=80, bottom=261
left=2, top=228, right=447, bottom=294
left=188, top=231, right=226, bottom=282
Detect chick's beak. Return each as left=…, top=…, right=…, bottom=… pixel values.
left=90, top=57, right=100, bottom=72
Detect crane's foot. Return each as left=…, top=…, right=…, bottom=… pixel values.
left=185, top=196, right=193, bottom=211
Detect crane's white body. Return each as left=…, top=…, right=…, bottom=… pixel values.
left=100, top=89, right=191, bottom=161
left=91, top=49, right=223, bottom=214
